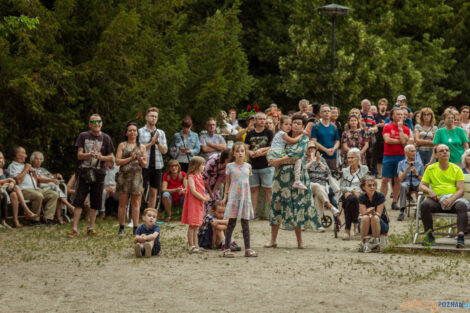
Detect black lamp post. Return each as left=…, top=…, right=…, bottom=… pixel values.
left=318, top=3, right=350, bottom=107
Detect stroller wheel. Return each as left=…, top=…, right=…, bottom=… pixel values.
left=321, top=215, right=332, bottom=228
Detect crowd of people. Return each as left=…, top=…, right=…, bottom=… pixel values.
left=1, top=96, right=470, bottom=257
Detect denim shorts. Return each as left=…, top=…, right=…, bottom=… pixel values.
left=358, top=217, right=389, bottom=235
left=381, top=155, right=405, bottom=178
left=249, top=167, right=274, bottom=188
left=162, top=192, right=185, bottom=207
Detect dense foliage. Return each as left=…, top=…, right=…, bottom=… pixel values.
left=0, top=0, right=468, bottom=174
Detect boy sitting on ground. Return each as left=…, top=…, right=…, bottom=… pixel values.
left=198, top=200, right=229, bottom=249
left=134, top=208, right=161, bottom=257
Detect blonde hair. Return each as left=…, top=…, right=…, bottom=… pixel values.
left=0, top=151, right=4, bottom=168
left=462, top=149, right=470, bottom=167
left=443, top=107, right=458, bottom=120
left=188, top=156, right=205, bottom=174
left=146, top=107, right=159, bottom=115
left=143, top=208, right=158, bottom=217
left=418, top=107, right=435, bottom=126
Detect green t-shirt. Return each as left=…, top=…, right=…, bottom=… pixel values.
left=433, top=127, right=469, bottom=163
left=421, top=162, right=464, bottom=196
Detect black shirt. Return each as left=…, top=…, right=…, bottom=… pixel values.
left=244, top=128, right=273, bottom=169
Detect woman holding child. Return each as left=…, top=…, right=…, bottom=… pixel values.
left=266, top=114, right=322, bottom=249
left=116, top=122, right=147, bottom=236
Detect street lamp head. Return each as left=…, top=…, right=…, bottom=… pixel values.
left=317, top=3, right=351, bottom=17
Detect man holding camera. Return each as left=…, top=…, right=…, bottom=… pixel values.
left=396, top=144, right=424, bottom=221
left=67, top=113, right=114, bottom=237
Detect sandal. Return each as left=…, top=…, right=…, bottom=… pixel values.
left=13, top=220, right=23, bottom=228
left=222, top=249, right=235, bottom=258
left=244, top=249, right=258, bottom=257
left=264, top=242, right=277, bottom=248
left=24, top=210, right=38, bottom=219
left=188, top=246, right=200, bottom=254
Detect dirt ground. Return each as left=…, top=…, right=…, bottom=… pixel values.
left=1, top=194, right=469, bottom=313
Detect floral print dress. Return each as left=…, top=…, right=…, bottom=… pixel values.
left=268, top=135, right=322, bottom=230
left=341, top=129, right=368, bottom=165
left=224, top=162, right=254, bottom=220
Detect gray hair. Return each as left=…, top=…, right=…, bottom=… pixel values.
left=299, top=99, right=310, bottom=107
left=30, top=151, right=44, bottom=163
left=462, top=149, right=470, bottom=167
left=404, top=144, right=415, bottom=154
left=361, top=99, right=371, bottom=106
left=348, top=148, right=361, bottom=160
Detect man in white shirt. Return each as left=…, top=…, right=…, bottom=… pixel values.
left=8, top=146, right=59, bottom=225
left=138, top=107, right=167, bottom=210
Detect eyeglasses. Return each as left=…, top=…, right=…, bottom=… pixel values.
left=89, top=120, right=101, bottom=124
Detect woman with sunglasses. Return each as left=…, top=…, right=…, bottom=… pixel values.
left=161, top=159, right=187, bottom=222
left=358, top=175, right=389, bottom=253
left=414, top=108, right=437, bottom=166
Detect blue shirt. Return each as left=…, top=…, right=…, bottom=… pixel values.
left=397, top=155, right=424, bottom=187
left=136, top=224, right=161, bottom=246
left=311, top=122, right=340, bottom=159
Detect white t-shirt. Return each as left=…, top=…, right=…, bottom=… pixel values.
left=270, top=130, right=287, bottom=151
left=8, top=161, right=36, bottom=190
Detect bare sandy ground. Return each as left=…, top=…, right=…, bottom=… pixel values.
left=1, top=196, right=469, bottom=313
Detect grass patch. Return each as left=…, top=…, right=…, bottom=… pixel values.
left=0, top=218, right=187, bottom=266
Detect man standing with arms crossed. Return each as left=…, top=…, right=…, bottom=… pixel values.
left=380, top=107, right=410, bottom=211
left=68, top=114, right=114, bottom=237
left=139, top=107, right=167, bottom=210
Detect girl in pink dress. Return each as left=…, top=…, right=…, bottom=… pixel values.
left=222, top=142, right=257, bottom=258
left=181, top=156, right=210, bottom=253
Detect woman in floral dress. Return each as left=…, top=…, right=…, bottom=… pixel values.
left=265, top=114, right=322, bottom=249
left=341, top=114, right=369, bottom=166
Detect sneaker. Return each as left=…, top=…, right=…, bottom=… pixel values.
left=230, top=242, right=242, bottom=252
left=397, top=212, right=405, bottom=221
left=330, top=206, right=339, bottom=216
left=135, top=243, right=142, bottom=257
left=87, top=228, right=99, bottom=237
left=117, top=228, right=125, bottom=237
left=367, top=237, right=380, bottom=251
left=67, top=230, right=78, bottom=238
left=358, top=242, right=368, bottom=253
left=422, top=232, right=436, bottom=246
left=144, top=242, right=152, bottom=257
left=316, top=226, right=325, bottom=233
left=292, top=181, right=308, bottom=190
left=391, top=202, right=399, bottom=210
left=456, top=234, right=465, bottom=249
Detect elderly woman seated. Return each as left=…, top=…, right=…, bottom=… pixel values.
left=339, top=148, right=369, bottom=240
left=358, top=175, right=389, bottom=252
left=305, top=141, right=339, bottom=217
left=31, top=151, right=74, bottom=224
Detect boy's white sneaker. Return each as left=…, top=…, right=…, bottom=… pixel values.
left=330, top=206, right=339, bottom=216
left=144, top=242, right=152, bottom=258
left=135, top=243, right=142, bottom=257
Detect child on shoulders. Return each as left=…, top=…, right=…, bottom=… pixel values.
left=134, top=208, right=161, bottom=258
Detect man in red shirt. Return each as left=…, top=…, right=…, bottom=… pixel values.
left=380, top=107, right=410, bottom=210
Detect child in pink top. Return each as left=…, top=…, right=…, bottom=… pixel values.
left=181, top=156, right=210, bottom=254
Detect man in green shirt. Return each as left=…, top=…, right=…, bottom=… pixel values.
left=419, top=144, right=467, bottom=248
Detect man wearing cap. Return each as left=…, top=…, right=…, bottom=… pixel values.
left=386, top=95, right=413, bottom=130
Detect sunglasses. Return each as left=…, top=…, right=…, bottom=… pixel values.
left=89, top=120, right=102, bottom=124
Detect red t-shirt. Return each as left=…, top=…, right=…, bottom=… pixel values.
left=383, top=123, right=410, bottom=156
left=163, top=171, right=186, bottom=203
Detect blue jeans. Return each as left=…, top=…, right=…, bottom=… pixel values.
left=418, top=150, right=432, bottom=166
